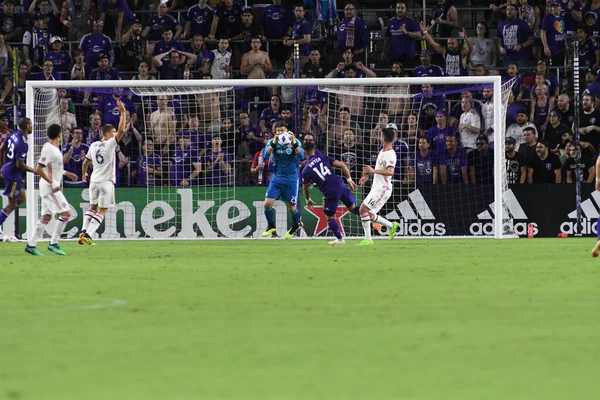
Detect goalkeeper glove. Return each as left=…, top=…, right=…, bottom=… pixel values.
left=289, top=131, right=299, bottom=149
left=270, top=135, right=278, bottom=150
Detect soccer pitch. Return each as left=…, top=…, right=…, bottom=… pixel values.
left=1, top=238, right=599, bottom=399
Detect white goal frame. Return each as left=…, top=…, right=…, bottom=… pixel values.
left=26, top=76, right=505, bottom=238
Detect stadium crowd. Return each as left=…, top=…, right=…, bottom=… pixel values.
left=0, top=0, right=597, bottom=188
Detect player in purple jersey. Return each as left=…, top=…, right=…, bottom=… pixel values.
left=301, top=142, right=359, bottom=245
left=0, top=118, right=53, bottom=234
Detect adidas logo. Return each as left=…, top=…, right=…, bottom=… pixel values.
left=471, top=189, right=537, bottom=236
left=560, top=192, right=599, bottom=235
left=384, top=189, right=447, bottom=236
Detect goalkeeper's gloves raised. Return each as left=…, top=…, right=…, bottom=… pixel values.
left=270, top=135, right=278, bottom=150
left=289, top=131, right=299, bottom=149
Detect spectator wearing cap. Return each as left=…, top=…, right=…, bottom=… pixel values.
left=208, top=0, right=242, bottom=43
left=204, top=134, right=233, bottom=186
left=182, top=0, right=213, bottom=41
left=468, top=135, right=494, bottom=184
left=32, top=60, right=63, bottom=81
left=142, top=1, right=182, bottom=42
left=412, top=50, right=444, bottom=78
left=44, top=36, right=72, bottom=77
left=541, top=1, right=566, bottom=67
left=283, top=4, right=312, bottom=67
left=260, top=0, right=292, bottom=69
left=99, top=0, right=135, bottom=42
left=498, top=4, right=534, bottom=68
left=413, top=84, right=446, bottom=131
left=382, top=2, right=420, bottom=68
left=29, top=0, right=61, bottom=36
left=506, top=110, right=537, bottom=149
left=60, top=0, right=94, bottom=41
left=232, top=8, right=264, bottom=63
left=422, top=25, right=472, bottom=77
left=152, top=26, right=185, bottom=65
left=427, top=110, right=455, bottom=155
left=337, top=2, right=369, bottom=61
left=0, top=0, right=24, bottom=41
left=153, top=49, right=198, bottom=80
left=505, top=136, right=527, bottom=184
left=79, top=20, right=114, bottom=70
left=527, top=140, right=562, bottom=183
left=120, top=19, right=147, bottom=72
left=23, top=13, right=51, bottom=67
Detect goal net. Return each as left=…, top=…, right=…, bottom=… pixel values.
left=25, top=76, right=515, bottom=240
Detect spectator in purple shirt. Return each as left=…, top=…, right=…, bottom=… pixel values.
left=133, top=138, right=163, bottom=187
left=79, top=20, right=114, bottom=70
left=409, top=136, right=438, bottom=185
left=259, top=95, right=283, bottom=133
left=204, top=134, right=233, bottom=186
left=260, top=0, right=291, bottom=67
left=208, top=0, right=242, bottom=43
left=23, top=13, right=50, bottom=67
left=99, top=0, right=135, bottom=42
left=32, top=60, right=63, bottom=81
left=427, top=111, right=455, bottom=155
left=153, top=48, right=197, bottom=80
left=541, top=1, right=566, bottom=67
left=62, top=127, right=89, bottom=187
left=283, top=4, right=311, bottom=67
left=498, top=4, right=534, bottom=67
left=152, top=26, right=185, bottom=61
left=44, top=36, right=72, bottom=77
left=183, top=0, right=213, bottom=40
left=337, top=2, right=369, bottom=61
left=96, top=89, right=137, bottom=128
left=383, top=2, right=420, bottom=68
left=143, top=1, right=182, bottom=42
left=439, top=134, right=468, bottom=184
left=238, top=110, right=263, bottom=158
left=412, top=49, right=444, bottom=77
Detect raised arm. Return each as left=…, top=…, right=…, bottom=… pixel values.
left=115, top=100, right=128, bottom=142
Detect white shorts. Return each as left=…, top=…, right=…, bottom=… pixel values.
left=41, top=191, right=71, bottom=216
left=362, top=187, right=392, bottom=214
left=89, top=181, right=115, bottom=209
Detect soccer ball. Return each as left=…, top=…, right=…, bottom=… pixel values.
left=278, top=132, right=293, bottom=146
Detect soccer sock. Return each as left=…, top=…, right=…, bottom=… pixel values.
left=264, top=207, right=275, bottom=226
left=81, top=209, right=95, bottom=233
left=291, top=209, right=301, bottom=226
left=328, top=219, right=343, bottom=239
left=27, top=218, right=48, bottom=248
left=371, top=214, right=393, bottom=229
left=85, top=214, right=104, bottom=237
left=0, top=208, right=10, bottom=225
left=360, top=212, right=372, bottom=240
left=50, top=216, right=69, bottom=246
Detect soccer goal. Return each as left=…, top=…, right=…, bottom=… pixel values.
left=24, top=76, right=515, bottom=240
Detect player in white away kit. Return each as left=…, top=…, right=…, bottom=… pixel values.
left=25, top=124, right=79, bottom=256
left=79, top=100, right=127, bottom=244
left=357, top=128, right=400, bottom=246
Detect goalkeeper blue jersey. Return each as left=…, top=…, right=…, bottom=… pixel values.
left=263, top=139, right=305, bottom=182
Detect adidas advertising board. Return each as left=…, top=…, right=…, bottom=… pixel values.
left=470, top=189, right=538, bottom=236
left=381, top=189, right=447, bottom=236
left=559, top=191, right=600, bottom=235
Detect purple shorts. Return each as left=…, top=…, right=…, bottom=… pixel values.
left=323, top=185, right=356, bottom=216
left=3, top=178, right=25, bottom=199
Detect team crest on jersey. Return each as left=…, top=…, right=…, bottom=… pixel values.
left=285, top=147, right=292, bottom=155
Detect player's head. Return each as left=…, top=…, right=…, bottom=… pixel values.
left=102, top=124, right=116, bottom=139
left=303, top=141, right=316, bottom=155
left=273, top=120, right=288, bottom=134
left=19, top=117, right=32, bottom=134
left=382, top=127, right=395, bottom=144
left=46, top=123, right=62, bottom=141
left=302, top=132, right=315, bottom=145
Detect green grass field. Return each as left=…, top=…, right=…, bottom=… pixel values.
left=1, top=238, right=599, bottom=400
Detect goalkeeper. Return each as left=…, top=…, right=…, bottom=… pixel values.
left=262, top=121, right=305, bottom=239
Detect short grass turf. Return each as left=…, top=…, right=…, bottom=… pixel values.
left=1, top=238, right=600, bottom=400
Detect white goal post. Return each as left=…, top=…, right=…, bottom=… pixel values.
left=25, top=76, right=509, bottom=239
